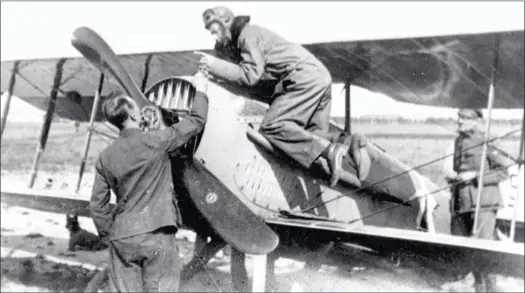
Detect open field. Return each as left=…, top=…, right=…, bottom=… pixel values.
left=1, top=119, right=523, bottom=292
left=1, top=120, right=521, bottom=185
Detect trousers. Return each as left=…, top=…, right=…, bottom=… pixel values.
left=108, top=226, right=181, bottom=292
left=259, top=57, right=333, bottom=168
left=451, top=210, right=498, bottom=292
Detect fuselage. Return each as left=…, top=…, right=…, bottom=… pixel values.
left=147, top=76, right=453, bottom=235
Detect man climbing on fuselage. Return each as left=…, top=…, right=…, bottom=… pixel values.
left=195, top=6, right=368, bottom=187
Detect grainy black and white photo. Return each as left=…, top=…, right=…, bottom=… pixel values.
left=1, top=1, right=524, bottom=292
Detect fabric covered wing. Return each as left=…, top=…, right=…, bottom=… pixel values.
left=0, top=51, right=205, bottom=121
left=1, top=30, right=523, bottom=122
left=305, top=30, right=524, bottom=109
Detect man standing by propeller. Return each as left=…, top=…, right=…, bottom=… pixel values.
left=89, top=75, right=209, bottom=292
left=195, top=6, right=368, bottom=187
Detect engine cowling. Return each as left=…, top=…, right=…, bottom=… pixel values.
left=142, top=77, right=201, bottom=156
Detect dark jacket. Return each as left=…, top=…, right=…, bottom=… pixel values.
left=451, top=130, right=510, bottom=214
left=90, top=93, right=208, bottom=241
left=207, top=16, right=328, bottom=88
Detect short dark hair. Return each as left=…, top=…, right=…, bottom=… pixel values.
left=103, top=91, right=133, bottom=130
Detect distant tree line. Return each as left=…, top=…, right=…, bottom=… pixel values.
left=333, top=117, right=522, bottom=126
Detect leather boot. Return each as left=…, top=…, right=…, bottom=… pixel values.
left=335, top=132, right=371, bottom=181
left=349, top=134, right=371, bottom=180
left=322, top=142, right=350, bottom=187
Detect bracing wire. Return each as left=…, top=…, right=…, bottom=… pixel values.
left=300, top=127, right=521, bottom=214
left=344, top=161, right=517, bottom=225
left=14, top=70, right=117, bottom=144
left=1, top=70, right=116, bottom=175
left=337, top=38, right=520, bottom=163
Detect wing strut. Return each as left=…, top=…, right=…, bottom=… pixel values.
left=29, top=59, right=67, bottom=188
left=344, top=81, right=351, bottom=134
left=0, top=61, right=19, bottom=140
left=75, top=73, right=105, bottom=193
left=472, top=35, right=501, bottom=236
left=510, top=110, right=525, bottom=241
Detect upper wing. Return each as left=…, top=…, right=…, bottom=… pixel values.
left=305, top=30, right=524, bottom=109
left=1, top=30, right=523, bottom=121
left=0, top=51, right=208, bottom=121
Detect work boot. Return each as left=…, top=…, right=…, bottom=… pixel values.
left=349, top=134, right=371, bottom=180
left=335, top=132, right=371, bottom=181
left=322, top=142, right=350, bottom=187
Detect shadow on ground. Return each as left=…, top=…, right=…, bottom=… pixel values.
left=0, top=233, right=452, bottom=293
left=1, top=232, right=523, bottom=292
left=1, top=256, right=96, bottom=292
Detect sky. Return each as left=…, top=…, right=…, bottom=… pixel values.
left=1, top=1, right=524, bottom=121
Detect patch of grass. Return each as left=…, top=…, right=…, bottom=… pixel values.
left=1, top=120, right=521, bottom=185
left=370, top=138, right=517, bottom=184
left=1, top=122, right=115, bottom=174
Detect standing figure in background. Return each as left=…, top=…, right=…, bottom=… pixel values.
left=443, top=108, right=513, bottom=292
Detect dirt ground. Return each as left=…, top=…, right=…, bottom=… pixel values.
left=1, top=172, right=524, bottom=292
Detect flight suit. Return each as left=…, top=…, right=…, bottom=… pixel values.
left=90, top=93, right=208, bottom=292
left=207, top=16, right=334, bottom=169
left=450, top=130, right=509, bottom=292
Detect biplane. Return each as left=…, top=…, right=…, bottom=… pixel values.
left=1, top=17, right=524, bottom=292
